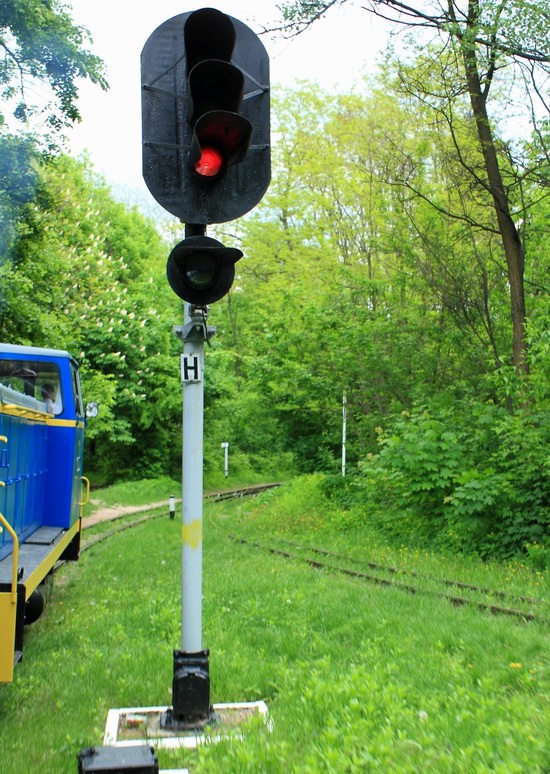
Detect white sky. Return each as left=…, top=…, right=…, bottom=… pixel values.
left=66, top=0, right=392, bottom=203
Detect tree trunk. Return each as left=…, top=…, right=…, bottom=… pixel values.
left=460, top=21, right=527, bottom=372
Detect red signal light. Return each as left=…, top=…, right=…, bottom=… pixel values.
left=194, top=147, right=224, bottom=177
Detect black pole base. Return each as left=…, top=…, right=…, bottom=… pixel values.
left=161, top=649, right=217, bottom=731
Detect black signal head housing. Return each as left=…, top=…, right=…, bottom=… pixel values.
left=141, top=8, right=270, bottom=224
left=166, top=235, right=243, bottom=305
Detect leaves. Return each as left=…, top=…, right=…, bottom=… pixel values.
left=0, top=152, right=184, bottom=481
left=0, top=2, right=548, bottom=558
left=0, top=0, right=108, bottom=133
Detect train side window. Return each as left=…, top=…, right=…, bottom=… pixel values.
left=0, top=360, right=63, bottom=415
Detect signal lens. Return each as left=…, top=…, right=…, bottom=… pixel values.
left=194, top=147, right=224, bottom=177
left=184, top=254, right=218, bottom=289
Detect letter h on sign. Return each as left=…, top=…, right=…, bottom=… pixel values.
left=181, top=354, right=201, bottom=382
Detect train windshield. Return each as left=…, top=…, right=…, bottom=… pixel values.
left=0, top=360, right=63, bottom=415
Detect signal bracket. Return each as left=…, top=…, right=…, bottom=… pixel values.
left=173, top=307, right=216, bottom=344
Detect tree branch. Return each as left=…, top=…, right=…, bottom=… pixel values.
left=276, top=0, right=550, bottom=62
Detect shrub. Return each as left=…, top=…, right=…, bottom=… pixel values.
left=352, top=403, right=550, bottom=559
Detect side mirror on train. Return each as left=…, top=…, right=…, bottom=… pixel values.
left=86, top=402, right=99, bottom=419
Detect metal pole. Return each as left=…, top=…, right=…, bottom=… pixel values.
left=221, top=442, right=229, bottom=478
left=163, top=299, right=215, bottom=729
left=181, top=301, right=204, bottom=652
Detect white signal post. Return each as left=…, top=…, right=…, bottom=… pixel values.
left=221, top=442, right=229, bottom=478
left=164, top=301, right=216, bottom=729
left=342, top=392, right=347, bottom=478
left=179, top=304, right=205, bottom=653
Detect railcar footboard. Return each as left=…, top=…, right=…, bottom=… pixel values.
left=0, top=519, right=81, bottom=682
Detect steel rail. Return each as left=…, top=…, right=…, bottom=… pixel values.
left=227, top=534, right=549, bottom=626
left=275, top=538, right=543, bottom=608
left=69, top=484, right=548, bottom=625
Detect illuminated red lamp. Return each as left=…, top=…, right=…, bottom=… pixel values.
left=194, top=146, right=224, bottom=178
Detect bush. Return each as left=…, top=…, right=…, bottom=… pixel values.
left=352, top=403, right=550, bottom=559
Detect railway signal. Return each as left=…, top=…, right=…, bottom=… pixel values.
left=140, top=7, right=271, bottom=733
left=141, top=7, right=270, bottom=225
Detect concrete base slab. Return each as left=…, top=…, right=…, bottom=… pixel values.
left=104, top=701, right=270, bottom=751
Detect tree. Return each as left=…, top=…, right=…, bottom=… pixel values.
left=0, top=131, right=37, bottom=269
left=0, top=1, right=109, bottom=322
left=277, top=0, right=550, bottom=371
left=0, top=153, right=183, bottom=482
left=0, top=0, right=107, bottom=134
left=207, top=79, right=549, bottom=483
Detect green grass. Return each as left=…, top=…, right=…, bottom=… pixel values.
left=0, top=478, right=548, bottom=772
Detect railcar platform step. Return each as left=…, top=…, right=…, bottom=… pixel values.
left=0, top=525, right=73, bottom=586
left=25, top=527, right=63, bottom=545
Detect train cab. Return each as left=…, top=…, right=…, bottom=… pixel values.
left=0, top=344, right=90, bottom=682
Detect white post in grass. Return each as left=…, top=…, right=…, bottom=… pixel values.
left=179, top=302, right=207, bottom=652
left=221, top=441, right=229, bottom=478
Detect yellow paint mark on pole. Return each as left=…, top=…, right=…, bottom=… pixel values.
left=182, top=520, right=202, bottom=549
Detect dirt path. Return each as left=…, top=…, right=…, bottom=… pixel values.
left=81, top=483, right=280, bottom=529
left=82, top=499, right=175, bottom=529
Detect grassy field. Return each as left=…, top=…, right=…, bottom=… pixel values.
left=0, top=477, right=548, bottom=772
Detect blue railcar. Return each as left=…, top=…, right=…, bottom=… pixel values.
left=0, top=344, right=90, bottom=682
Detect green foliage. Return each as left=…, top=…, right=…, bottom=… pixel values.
left=353, top=402, right=550, bottom=560
left=0, top=0, right=107, bottom=133
left=0, top=21, right=548, bottom=557
left=0, top=153, right=184, bottom=482
left=0, top=133, right=39, bottom=324
left=206, top=79, right=549, bottom=558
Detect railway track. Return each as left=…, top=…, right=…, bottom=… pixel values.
left=79, top=482, right=281, bottom=552
left=226, top=534, right=549, bottom=626
left=205, top=482, right=281, bottom=502
left=78, top=483, right=547, bottom=626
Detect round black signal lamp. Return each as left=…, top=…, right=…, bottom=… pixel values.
left=167, top=235, right=243, bottom=305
